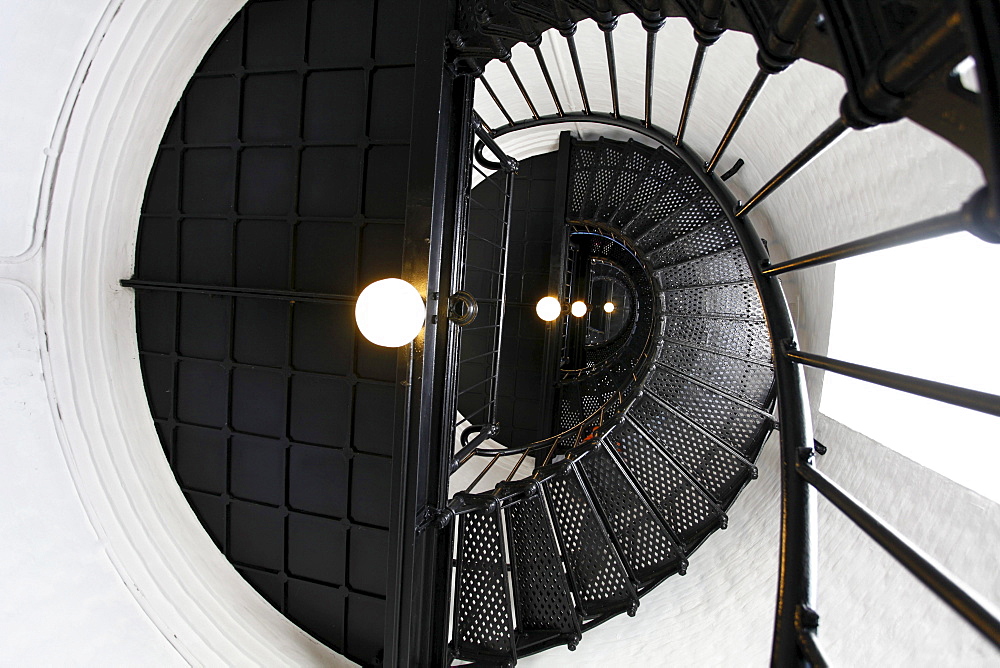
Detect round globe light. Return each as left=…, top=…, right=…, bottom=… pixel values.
left=603, top=301, right=616, bottom=314
left=355, top=278, right=426, bottom=347
left=570, top=300, right=588, bottom=318
left=535, top=296, right=562, bottom=322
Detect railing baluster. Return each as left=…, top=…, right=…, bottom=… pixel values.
left=786, top=350, right=1000, bottom=417
left=706, top=69, right=769, bottom=173
left=797, top=461, right=1000, bottom=648
left=504, top=59, right=540, bottom=120
left=644, top=30, right=657, bottom=127
left=676, top=42, right=707, bottom=146
left=562, top=27, right=591, bottom=114
left=529, top=39, right=564, bottom=117
left=762, top=205, right=973, bottom=276
left=602, top=24, right=620, bottom=118
left=465, top=454, right=501, bottom=493
left=735, top=118, right=848, bottom=217
left=479, top=75, right=515, bottom=126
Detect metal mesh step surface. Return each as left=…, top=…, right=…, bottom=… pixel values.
left=608, top=151, right=680, bottom=227
left=656, top=341, right=774, bottom=409
left=452, top=504, right=516, bottom=663
left=597, top=141, right=655, bottom=222
left=505, top=493, right=581, bottom=643
left=635, top=193, right=717, bottom=252
left=645, top=365, right=771, bottom=460
left=662, top=314, right=773, bottom=364
left=660, top=282, right=765, bottom=319
left=654, top=246, right=753, bottom=290
left=581, top=140, right=629, bottom=221
left=576, top=445, right=684, bottom=585
left=610, top=419, right=723, bottom=549
left=569, top=143, right=599, bottom=219
left=648, top=219, right=739, bottom=269
left=622, top=174, right=703, bottom=240
left=544, top=467, right=637, bottom=617
left=629, top=394, right=753, bottom=504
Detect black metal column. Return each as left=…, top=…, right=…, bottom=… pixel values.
left=384, top=1, right=469, bottom=665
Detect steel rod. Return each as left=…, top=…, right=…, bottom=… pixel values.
left=763, top=208, right=968, bottom=275
left=798, top=461, right=1000, bottom=648
left=644, top=30, right=657, bottom=126
left=505, top=60, right=539, bottom=120
left=736, top=118, right=848, bottom=217
left=604, top=30, right=620, bottom=118
left=479, top=75, right=515, bottom=125
left=786, top=350, right=1000, bottom=417
left=531, top=43, right=564, bottom=117
left=485, top=170, right=514, bottom=424
left=121, top=279, right=354, bottom=303
left=465, top=454, right=501, bottom=493
left=564, top=32, right=591, bottom=114
left=676, top=43, right=707, bottom=146
left=706, top=69, right=769, bottom=173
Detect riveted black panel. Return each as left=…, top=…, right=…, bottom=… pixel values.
left=131, top=0, right=420, bottom=663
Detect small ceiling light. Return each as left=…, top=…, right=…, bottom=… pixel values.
left=570, top=300, right=588, bottom=318
left=604, top=301, right=615, bottom=314
left=535, top=296, right=562, bottom=322
left=355, top=278, right=425, bottom=347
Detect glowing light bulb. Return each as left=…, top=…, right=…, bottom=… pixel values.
left=570, top=300, right=588, bottom=318
left=355, top=278, right=425, bottom=347
left=535, top=296, right=562, bottom=322
left=604, top=301, right=615, bottom=314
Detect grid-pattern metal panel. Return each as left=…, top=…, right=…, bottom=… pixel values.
left=132, top=1, right=415, bottom=661
left=578, top=446, right=683, bottom=585
left=597, top=142, right=653, bottom=222
left=660, top=282, right=765, bottom=319
left=505, top=494, right=580, bottom=638
left=621, top=174, right=700, bottom=239
left=645, top=366, right=770, bottom=459
left=568, top=143, right=598, bottom=218
left=609, top=420, right=720, bottom=548
left=630, top=395, right=751, bottom=503
left=663, top=315, right=773, bottom=363
left=609, top=151, right=679, bottom=226
left=453, top=507, right=516, bottom=662
left=544, top=469, right=635, bottom=617
left=648, top=219, right=740, bottom=269
left=655, top=246, right=752, bottom=290
left=658, top=341, right=774, bottom=408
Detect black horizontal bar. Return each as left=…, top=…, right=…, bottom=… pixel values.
left=763, top=208, right=968, bottom=275
left=786, top=350, right=1000, bottom=417
left=121, top=279, right=355, bottom=304
left=797, top=461, right=1000, bottom=648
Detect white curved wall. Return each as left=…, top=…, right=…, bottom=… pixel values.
left=0, top=3, right=995, bottom=667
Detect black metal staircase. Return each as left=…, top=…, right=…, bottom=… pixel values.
left=447, top=136, right=775, bottom=665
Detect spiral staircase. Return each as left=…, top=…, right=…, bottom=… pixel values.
left=448, top=136, right=775, bottom=665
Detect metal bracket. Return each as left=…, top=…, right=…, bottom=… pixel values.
left=448, top=290, right=479, bottom=326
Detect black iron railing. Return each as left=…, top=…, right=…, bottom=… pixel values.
left=438, top=0, right=1000, bottom=665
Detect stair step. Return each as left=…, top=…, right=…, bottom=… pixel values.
left=621, top=173, right=702, bottom=240
left=596, top=141, right=656, bottom=222
left=573, top=444, right=686, bottom=586
left=542, top=463, right=638, bottom=618
left=662, top=314, right=772, bottom=364
left=611, top=418, right=725, bottom=551
left=630, top=394, right=755, bottom=506
left=607, top=149, right=680, bottom=228
left=568, top=141, right=600, bottom=220
left=654, top=246, right=752, bottom=291
left=656, top=341, right=775, bottom=409
left=647, top=219, right=740, bottom=269
left=645, top=365, right=772, bottom=460
left=660, top=281, right=765, bottom=320
left=580, top=139, right=630, bottom=221
left=452, top=501, right=516, bottom=664
left=634, top=193, right=721, bottom=252
left=504, top=491, right=582, bottom=649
